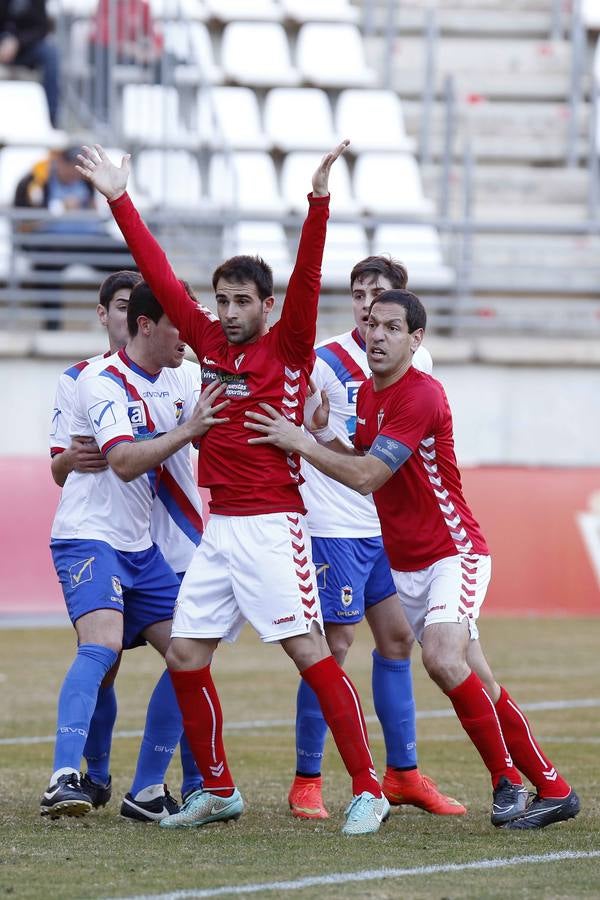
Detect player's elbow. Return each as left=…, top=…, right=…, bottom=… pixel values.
left=106, top=448, right=136, bottom=482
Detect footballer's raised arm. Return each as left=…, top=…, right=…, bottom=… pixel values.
left=276, top=141, right=349, bottom=363
left=76, top=145, right=207, bottom=343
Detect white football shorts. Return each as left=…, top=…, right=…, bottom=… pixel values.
left=391, top=553, right=492, bottom=643
left=172, top=512, right=324, bottom=643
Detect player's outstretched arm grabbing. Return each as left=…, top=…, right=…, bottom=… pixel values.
left=51, top=437, right=107, bottom=487
left=106, top=380, right=229, bottom=482
left=245, top=403, right=394, bottom=495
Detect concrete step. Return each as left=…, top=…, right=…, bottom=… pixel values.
left=365, top=7, right=564, bottom=38
left=404, top=98, right=591, bottom=163
left=422, top=163, right=590, bottom=208
left=365, top=35, right=579, bottom=99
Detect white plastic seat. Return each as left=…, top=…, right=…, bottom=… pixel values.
left=281, top=0, right=359, bottom=23
left=582, top=0, right=600, bottom=29
left=0, top=146, right=48, bottom=206
left=373, top=224, right=456, bottom=289
left=208, top=151, right=285, bottom=213
left=221, top=22, right=300, bottom=86
left=0, top=82, right=66, bottom=147
left=204, top=0, right=282, bottom=20
left=0, top=216, right=11, bottom=281
left=264, top=88, right=337, bottom=151
left=67, top=18, right=92, bottom=79
left=120, top=84, right=192, bottom=145
left=335, top=89, right=414, bottom=153
left=321, top=222, right=369, bottom=288
left=164, top=21, right=222, bottom=84
left=296, top=23, right=376, bottom=87
left=280, top=151, right=356, bottom=214
left=353, top=152, right=433, bottom=216
left=197, top=87, right=268, bottom=149
left=133, top=150, right=202, bottom=208
left=222, top=221, right=292, bottom=278
left=149, top=0, right=207, bottom=19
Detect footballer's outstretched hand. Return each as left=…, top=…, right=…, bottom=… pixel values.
left=245, top=403, right=309, bottom=453
left=76, top=144, right=130, bottom=202
left=312, top=139, right=350, bottom=197
left=185, top=379, right=230, bottom=440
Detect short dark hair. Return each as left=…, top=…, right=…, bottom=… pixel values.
left=127, top=281, right=164, bottom=336
left=350, top=255, right=408, bottom=293
left=370, top=289, right=427, bottom=333
left=98, top=270, right=141, bottom=310
left=211, top=255, right=273, bottom=300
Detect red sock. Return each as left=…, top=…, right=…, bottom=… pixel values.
left=302, top=655, right=381, bottom=797
left=446, top=671, right=521, bottom=788
left=169, top=666, right=234, bottom=795
left=495, top=687, right=570, bottom=798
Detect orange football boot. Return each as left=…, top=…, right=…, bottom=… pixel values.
left=382, top=768, right=466, bottom=815
left=288, top=775, right=329, bottom=819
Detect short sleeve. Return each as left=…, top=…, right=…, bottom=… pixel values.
left=76, top=371, right=134, bottom=455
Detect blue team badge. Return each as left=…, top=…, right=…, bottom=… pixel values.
left=174, top=398, right=184, bottom=420
left=111, top=575, right=123, bottom=596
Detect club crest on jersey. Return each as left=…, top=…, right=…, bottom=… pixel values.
left=377, top=409, right=384, bottom=429
left=127, top=401, right=147, bottom=428
left=234, top=353, right=245, bottom=370
left=111, top=575, right=123, bottom=596
left=315, top=562, right=329, bottom=590
left=341, top=585, right=353, bottom=607
left=173, top=398, right=184, bottom=421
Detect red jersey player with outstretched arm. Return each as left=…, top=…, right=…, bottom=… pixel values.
left=77, top=141, right=390, bottom=836
left=246, top=287, right=580, bottom=832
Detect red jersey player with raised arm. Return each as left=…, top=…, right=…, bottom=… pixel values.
left=245, top=288, right=580, bottom=832
left=77, top=141, right=389, bottom=836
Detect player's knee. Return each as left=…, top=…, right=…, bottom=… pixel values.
left=421, top=646, right=467, bottom=691
left=326, top=630, right=353, bottom=664
left=376, top=629, right=414, bottom=659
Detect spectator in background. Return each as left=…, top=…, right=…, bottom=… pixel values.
left=88, top=0, right=163, bottom=123
left=14, top=147, right=129, bottom=329
left=0, top=0, right=60, bottom=126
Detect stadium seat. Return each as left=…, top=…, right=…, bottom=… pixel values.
left=0, top=146, right=48, bottom=206
left=207, top=151, right=285, bottom=213
left=280, top=0, right=359, bottom=24
left=353, top=152, right=434, bottom=216
left=204, top=0, right=282, bottom=21
left=296, top=23, right=377, bottom=87
left=0, top=216, right=11, bottom=282
left=221, top=22, right=300, bottom=86
left=335, top=89, right=414, bottom=153
left=321, top=222, right=369, bottom=287
left=280, top=150, right=357, bottom=214
left=66, top=18, right=92, bottom=79
left=133, top=150, right=203, bottom=209
left=264, top=88, right=337, bottom=151
left=164, top=21, right=222, bottom=84
left=222, top=221, right=292, bottom=278
left=373, top=224, right=456, bottom=290
left=197, top=87, right=269, bottom=149
left=149, top=0, right=207, bottom=19
left=120, top=84, right=193, bottom=146
left=582, top=0, right=600, bottom=29
left=0, top=82, right=66, bottom=147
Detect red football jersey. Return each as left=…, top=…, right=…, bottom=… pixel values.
left=355, top=366, right=489, bottom=570
left=110, top=192, right=329, bottom=515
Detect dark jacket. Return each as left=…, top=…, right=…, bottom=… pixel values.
left=0, top=0, right=50, bottom=52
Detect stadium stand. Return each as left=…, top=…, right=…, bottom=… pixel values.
left=1, top=0, right=600, bottom=342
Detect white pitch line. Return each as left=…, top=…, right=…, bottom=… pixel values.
left=1, top=698, right=599, bottom=747
left=102, top=850, right=600, bottom=900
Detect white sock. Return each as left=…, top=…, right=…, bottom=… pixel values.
left=133, top=783, right=165, bottom=802
left=50, top=767, right=79, bottom=786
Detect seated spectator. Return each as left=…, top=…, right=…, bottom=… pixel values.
left=0, top=0, right=60, bottom=126
left=88, top=0, right=164, bottom=123
left=14, top=147, right=132, bottom=329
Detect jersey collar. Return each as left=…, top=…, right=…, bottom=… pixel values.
left=118, top=347, right=161, bottom=383
left=351, top=327, right=366, bottom=351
